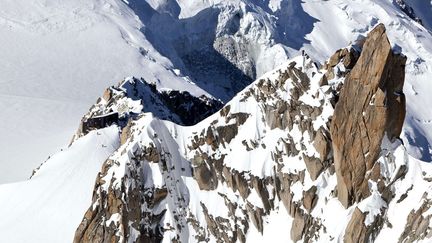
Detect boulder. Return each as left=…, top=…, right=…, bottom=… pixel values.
left=328, top=49, right=342, bottom=67
left=313, top=128, right=331, bottom=161
left=342, top=48, right=360, bottom=69
left=291, top=212, right=306, bottom=242
left=303, top=186, right=318, bottom=213
left=303, top=154, right=324, bottom=181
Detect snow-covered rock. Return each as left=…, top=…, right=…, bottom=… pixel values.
left=70, top=25, right=432, bottom=243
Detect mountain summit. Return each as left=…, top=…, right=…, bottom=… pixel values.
left=70, top=24, right=420, bottom=243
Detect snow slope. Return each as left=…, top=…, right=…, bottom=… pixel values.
left=0, top=126, right=119, bottom=242
left=404, top=0, right=432, bottom=31
left=0, top=0, right=209, bottom=183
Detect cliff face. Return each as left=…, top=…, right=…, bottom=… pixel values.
left=331, top=23, right=407, bottom=208
left=72, top=24, right=432, bottom=243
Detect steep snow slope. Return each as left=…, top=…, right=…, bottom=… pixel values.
left=0, top=126, right=120, bottom=242
left=404, top=0, right=432, bottom=31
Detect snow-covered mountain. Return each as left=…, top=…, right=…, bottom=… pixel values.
left=1, top=0, right=432, bottom=242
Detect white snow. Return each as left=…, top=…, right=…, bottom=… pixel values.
left=0, top=126, right=120, bottom=242
left=0, top=0, right=208, bottom=183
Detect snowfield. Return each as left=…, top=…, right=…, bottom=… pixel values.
left=0, top=126, right=119, bottom=242
left=0, top=0, right=209, bottom=183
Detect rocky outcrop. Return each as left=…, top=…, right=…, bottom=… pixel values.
left=303, top=154, right=325, bottom=181
left=331, top=24, right=407, bottom=208
left=344, top=207, right=368, bottom=243
left=322, top=47, right=360, bottom=81
left=303, top=186, right=318, bottom=213
left=399, top=199, right=432, bottom=242
left=74, top=148, right=169, bottom=243
left=313, top=128, right=331, bottom=161
left=193, top=155, right=218, bottom=191
left=72, top=77, right=222, bottom=141
left=82, top=112, right=121, bottom=134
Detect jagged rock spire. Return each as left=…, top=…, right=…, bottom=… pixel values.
left=331, top=23, right=407, bottom=208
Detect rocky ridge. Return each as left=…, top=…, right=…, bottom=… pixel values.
left=70, top=24, right=432, bottom=243
left=71, top=77, right=223, bottom=141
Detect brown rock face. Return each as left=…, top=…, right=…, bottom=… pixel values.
left=291, top=212, right=306, bottom=242
left=303, top=154, right=324, bottom=181
left=331, top=24, right=407, bottom=208
left=193, top=163, right=218, bottom=191
left=313, top=128, right=331, bottom=161
left=344, top=208, right=368, bottom=243
left=303, top=186, right=318, bottom=213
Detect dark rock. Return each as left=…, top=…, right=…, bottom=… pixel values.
left=194, top=162, right=218, bottom=191
left=319, top=74, right=328, bottom=86
left=82, top=112, right=119, bottom=134
left=159, top=87, right=223, bottom=126
left=216, top=124, right=239, bottom=144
